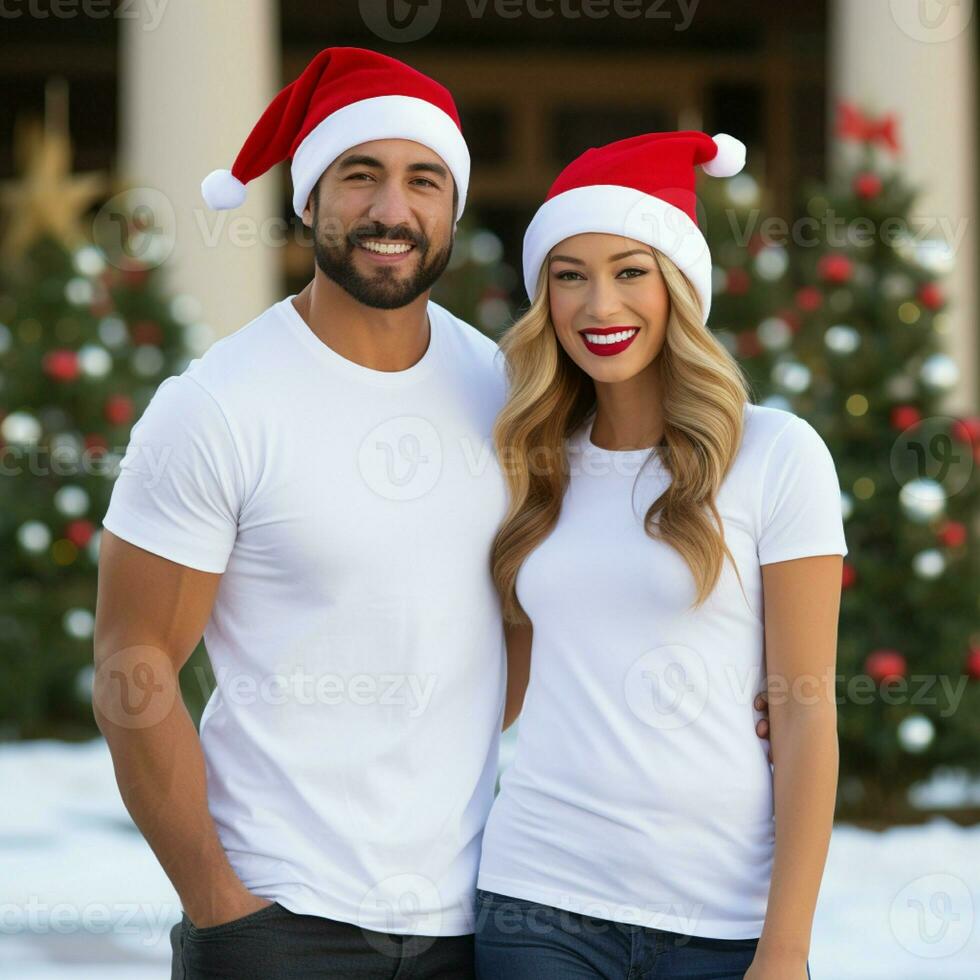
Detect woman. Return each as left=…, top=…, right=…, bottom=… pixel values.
left=475, top=132, right=846, bottom=979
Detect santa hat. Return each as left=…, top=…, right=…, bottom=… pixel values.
left=522, top=131, right=746, bottom=323
left=201, top=47, right=470, bottom=221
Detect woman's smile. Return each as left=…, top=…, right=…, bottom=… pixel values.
left=578, top=324, right=641, bottom=357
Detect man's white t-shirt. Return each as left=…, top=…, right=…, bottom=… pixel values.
left=477, top=402, right=848, bottom=939
left=102, top=296, right=510, bottom=936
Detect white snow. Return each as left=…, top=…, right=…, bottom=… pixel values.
left=2, top=738, right=977, bottom=978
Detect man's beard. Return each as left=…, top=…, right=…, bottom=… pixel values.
left=312, top=218, right=453, bottom=310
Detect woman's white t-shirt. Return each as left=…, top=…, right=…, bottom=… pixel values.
left=477, top=402, right=848, bottom=939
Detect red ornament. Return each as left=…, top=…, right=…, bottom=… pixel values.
left=890, top=405, right=921, bottom=431
left=84, top=433, right=109, bottom=450
left=817, top=253, right=853, bottom=284
left=917, top=282, right=944, bottom=311
left=842, top=562, right=857, bottom=589
left=966, top=647, right=980, bottom=680
left=937, top=521, right=967, bottom=549
left=853, top=172, right=882, bottom=199
left=725, top=268, right=751, bottom=296
left=105, top=395, right=134, bottom=426
left=65, top=520, right=95, bottom=548
left=131, top=320, right=164, bottom=346
left=951, top=416, right=980, bottom=446
left=865, top=649, right=907, bottom=683
left=795, top=287, right=823, bottom=312
left=736, top=331, right=763, bottom=358
left=43, top=349, right=80, bottom=382
left=122, top=266, right=150, bottom=288
left=778, top=308, right=802, bottom=333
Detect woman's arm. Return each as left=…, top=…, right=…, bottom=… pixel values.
left=502, top=621, right=532, bottom=730
left=748, top=552, right=843, bottom=979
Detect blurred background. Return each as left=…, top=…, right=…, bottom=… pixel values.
left=0, top=1, right=978, bottom=977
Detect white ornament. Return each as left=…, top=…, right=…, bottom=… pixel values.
left=754, top=246, right=788, bottom=282
left=825, top=324, right=861, bottom=354
left=63, top=608, right=95, bottom=640
left=771, top=360, right=811, bottom=394
left=98, top=316, right=128, bottom=348
left=17, top=521, right=51, bottom=553
left=919, top=353, right=959, bottom=392
left=912, top=549, right=945, bottom=580
left=899, top=478, right=946, bottom=523
left=758, top=318, right=792, bottom=351
left=2, top=411, right=42, bottom=445
left=54, top=485, right=89, bottom=517
left=78, top=344, right=113, bottom=378
left=897, top=714, right=935, bottom=753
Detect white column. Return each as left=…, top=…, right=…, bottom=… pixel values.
left=119, top=0, right=281, bottom=340
left=830, top=0, right=977, bottom=412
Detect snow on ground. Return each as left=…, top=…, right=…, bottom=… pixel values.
left=2, top=738, right=978, bottom=979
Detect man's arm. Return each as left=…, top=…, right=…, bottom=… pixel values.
left=93, top=530, right=270, bottom=928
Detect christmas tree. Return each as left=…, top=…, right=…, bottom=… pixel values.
left=0, top=111, right=202, bottom=738
left=777, top=102, right=980, bottom=819
left=699, top=165, right=795, bottom=402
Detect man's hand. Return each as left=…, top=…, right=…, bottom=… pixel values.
left=754, top=692, right=773, bottom=763
left=188, top=886, right=274, bottom=930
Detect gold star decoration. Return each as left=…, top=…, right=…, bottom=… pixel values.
left=0, top=79, right=107, bottom=259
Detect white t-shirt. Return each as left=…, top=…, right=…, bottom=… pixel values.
left=102, top=296, right=510, bottom=936
left=477, top=402, right=848, bottom=939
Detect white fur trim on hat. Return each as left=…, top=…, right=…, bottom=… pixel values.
left=290, top=95, right=470, bottom=221
left=522, top=185, right=715, bottom=323
left=201, top=169, right=247, bottom=210
left=701, top=133, right=746, bottom=178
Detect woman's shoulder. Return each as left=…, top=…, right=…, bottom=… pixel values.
left=737, top=402, right=808, bottom=460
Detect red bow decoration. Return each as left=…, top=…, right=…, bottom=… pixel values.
left=835, top=102, right=901, bottom=153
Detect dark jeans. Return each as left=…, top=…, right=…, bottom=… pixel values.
left=474, top=889, right=812, bottom=979
left=170, top=900, right=475, bottom=979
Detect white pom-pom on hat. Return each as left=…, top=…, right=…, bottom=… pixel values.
left=201, top=169, right=247, bottom=210
left=700, top=133, right=746, bottom=178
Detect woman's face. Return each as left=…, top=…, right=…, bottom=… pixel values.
left=547, top=233, right=670, bottom=383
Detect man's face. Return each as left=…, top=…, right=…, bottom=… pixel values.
left=303, top=139, right=456, bottom=310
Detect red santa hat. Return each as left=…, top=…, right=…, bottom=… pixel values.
left=201, top=46, right=470, bottom=221
left=522, top=131, right=746, bottom=323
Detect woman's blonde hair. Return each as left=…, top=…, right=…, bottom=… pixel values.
left=491, top=247, right=754, bottom=625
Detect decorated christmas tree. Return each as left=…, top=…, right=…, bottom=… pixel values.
left=776, top=102, right=980, bottom=818
left=699, top=166, right=795, bottom=401
left=0, top=107, right=202, bottom=738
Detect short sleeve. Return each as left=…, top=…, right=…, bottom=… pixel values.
left=101, top=374, right=244, bottom=573
left=756, top=416, right=848, bottom=565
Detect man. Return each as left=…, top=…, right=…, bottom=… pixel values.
left=94, top=46, right=770, bottom=980
left=95, top=46, right=509, bottom=979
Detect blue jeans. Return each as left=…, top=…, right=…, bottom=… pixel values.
left=474, top=889, right=812, bottom=979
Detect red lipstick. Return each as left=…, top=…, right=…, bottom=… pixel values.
left=578, top=325, right=640, bottom=357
